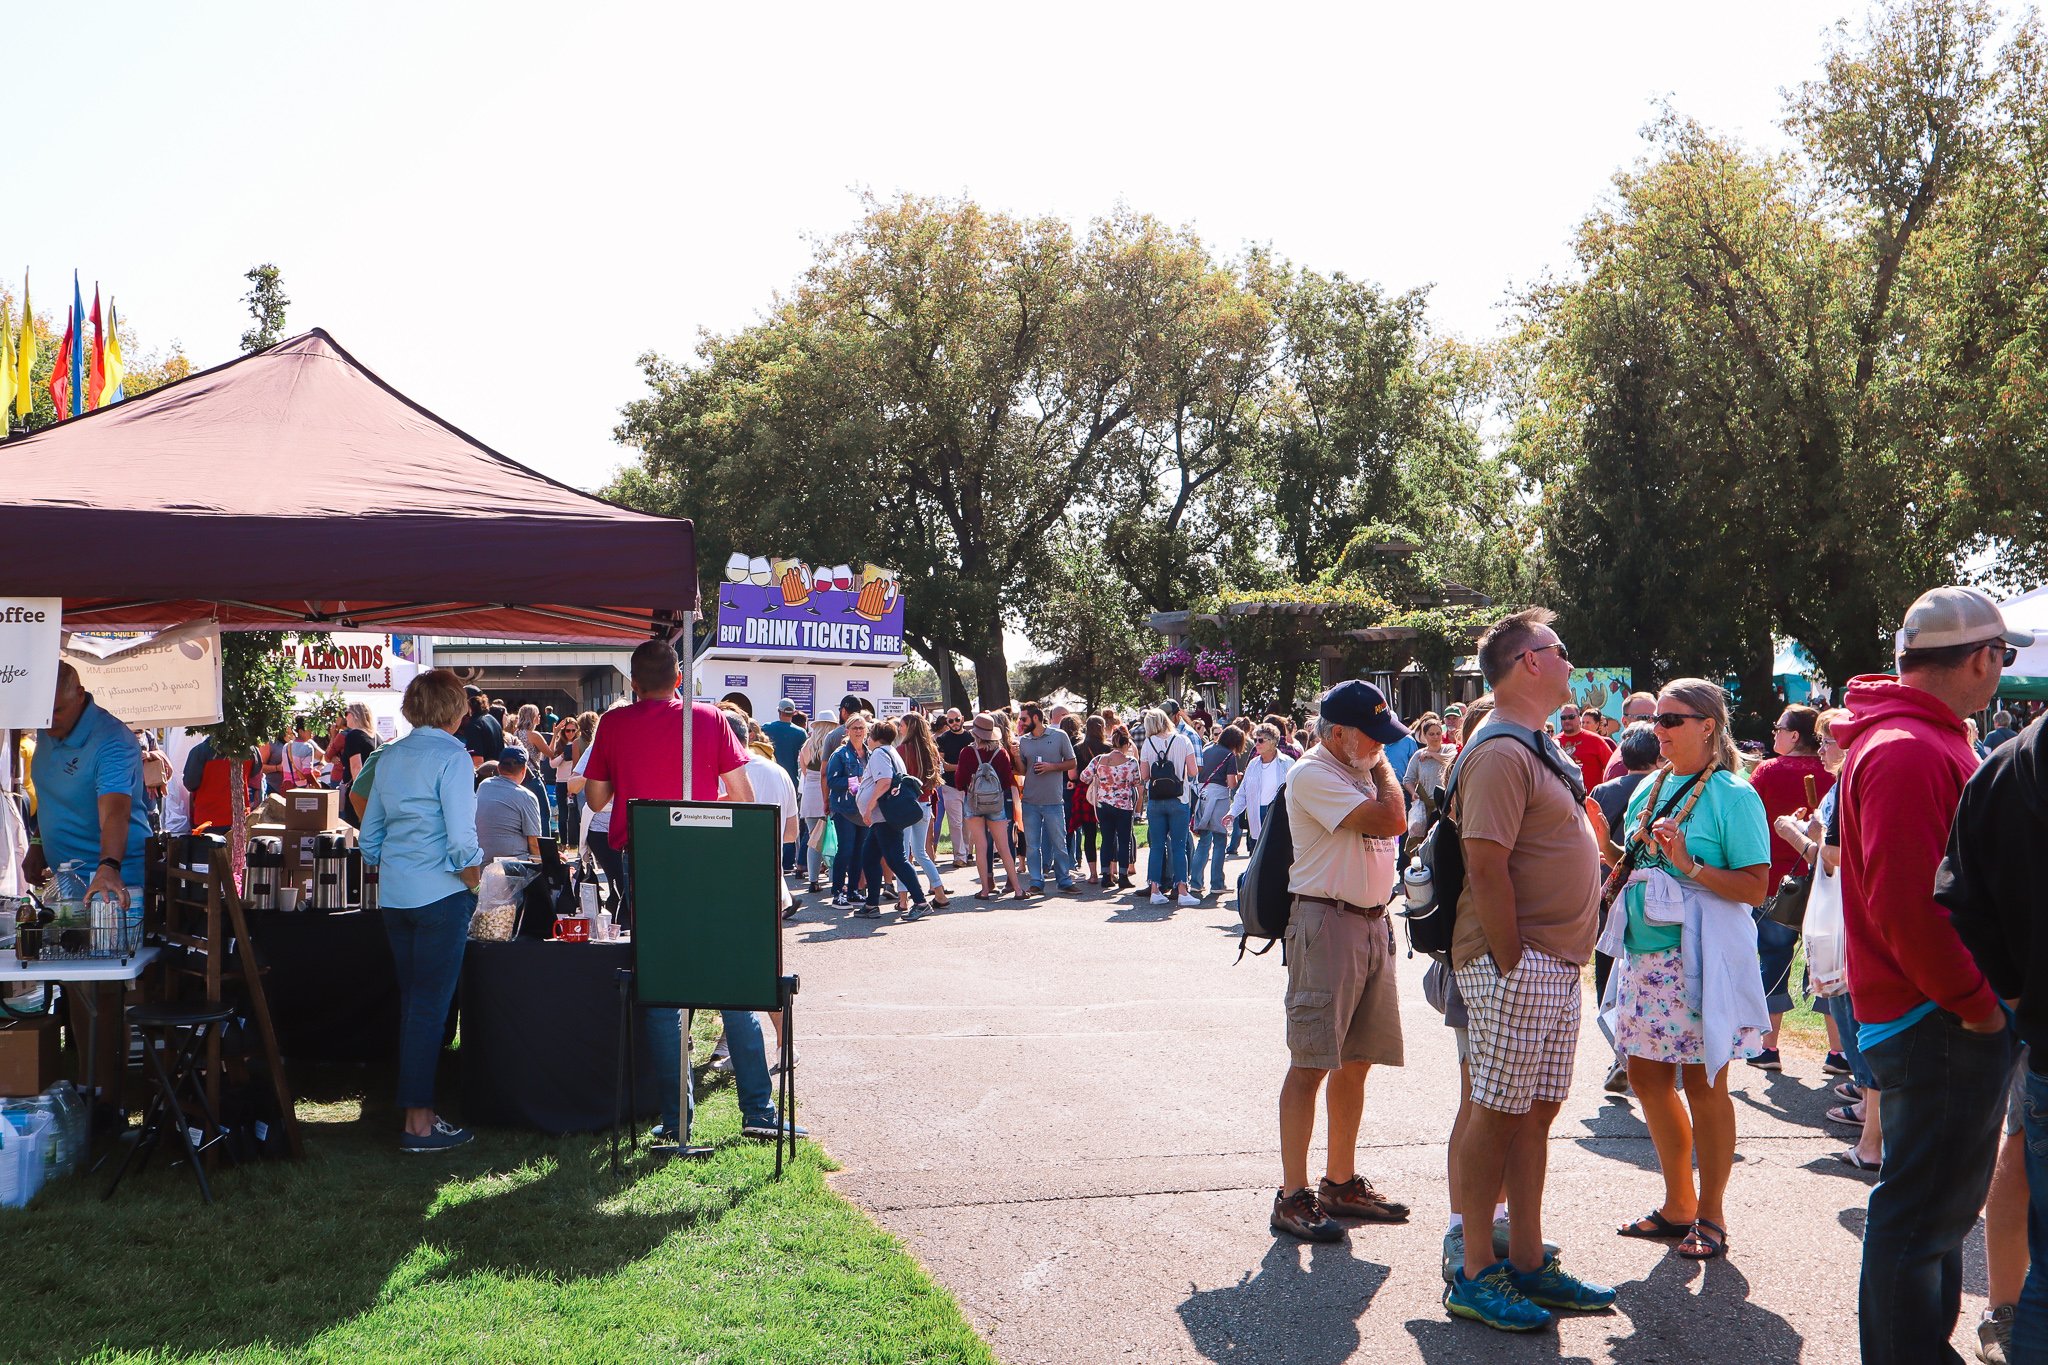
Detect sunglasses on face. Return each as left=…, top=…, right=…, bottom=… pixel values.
left=1653, top=712, right=1708, bottom=729
left=1515, top=642, right=1570, bottom=665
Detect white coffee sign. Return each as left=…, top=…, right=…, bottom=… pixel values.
left=0, top=598, right=61, bottom=730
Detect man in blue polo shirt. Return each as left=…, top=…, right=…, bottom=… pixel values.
left=23, top=662, right=151, bottom=1119
left=24, top=663, right=150, bottom=904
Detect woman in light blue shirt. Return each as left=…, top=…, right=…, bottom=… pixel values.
left=360, top=669, right=483, bottom=1153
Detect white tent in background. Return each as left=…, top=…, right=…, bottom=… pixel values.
left=1998, top=587, right=2048, bottom=700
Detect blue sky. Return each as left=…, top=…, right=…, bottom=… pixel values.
left=12, top=1, right=1850, bottom=491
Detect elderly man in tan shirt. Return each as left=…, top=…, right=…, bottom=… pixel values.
left=1270, top=680, right=1414, bottom=1244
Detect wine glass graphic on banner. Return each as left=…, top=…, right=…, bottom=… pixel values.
left=723, top=553, right=749, bottom=610
left=748, top=556, right=777, bottom=613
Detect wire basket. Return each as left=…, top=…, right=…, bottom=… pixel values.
left=14, top=896, right=143, bottom=964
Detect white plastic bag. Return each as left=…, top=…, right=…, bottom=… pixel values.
left=1805, top=858, right=1847, bottom=995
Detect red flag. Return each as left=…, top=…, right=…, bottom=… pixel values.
left=86, top=286, right=105, bottom=409
left=47, top=308, right=72, bottom=415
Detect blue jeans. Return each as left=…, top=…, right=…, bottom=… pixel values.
left=1226, top=817, right=1246, bottom=857
left=2016, top=1068, right=2048, bottom=1364
left=1754, top=911, right=1798, bottom=1014
left=381, top=889, right=475, bottom=1110
left=1146, top=798, right=1189, bottom=889
left=862, top=820, right=925, bottom=906
left=905, top=808, right=944, bottom=890
left=1098, top=806, right=1134, bottom=869
left=1192, top=828, right=1227, bottom=893
left=831, top=813, right=868, bottom=897
left=1823, top=992, right=1877, bottom=1088
left=646, top=1005, right=775, bottom=1134
left=1859, top=1009, right=2017, bottom=1365
left=1021, top=800, right=1073, bottom=887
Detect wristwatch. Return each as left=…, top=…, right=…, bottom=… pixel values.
left=98, top=857, right=123, bottom=873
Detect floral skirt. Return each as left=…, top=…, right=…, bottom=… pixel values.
left=1614, top=947, right=1764, bottom=1066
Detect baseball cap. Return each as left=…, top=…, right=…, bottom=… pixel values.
left=777, top=697, right=797, bottom=714
left=1896, top=585, right=2034, bottom=654
left=1160, top=697, right=1182, bottom=716
left=464, top=684, right=482, bottom=698
left=1318, top=680, right=1410, bottom=745
left=498, top=742, right=529, bottom=767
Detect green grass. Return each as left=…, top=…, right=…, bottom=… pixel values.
left=4, top=1023, right=994, bottom=1365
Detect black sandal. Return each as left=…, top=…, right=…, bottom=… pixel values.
left=1617, top=1210, right=1689, bottom=1239
left=1677, top=1218, right=1728, bottom=1260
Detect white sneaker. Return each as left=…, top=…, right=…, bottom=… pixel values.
left=1176, top=891, right=1200, bottom=907
left=1149, top=891, right=1168, bottom=906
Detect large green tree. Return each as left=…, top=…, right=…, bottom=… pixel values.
left=1522, top=0, right=2048, bottom=686
left=614, top=196, right=1253, bottom=706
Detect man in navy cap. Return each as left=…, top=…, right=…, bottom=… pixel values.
left=1271, top=678, right=1414, bottom=1243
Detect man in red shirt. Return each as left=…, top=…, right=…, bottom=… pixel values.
left=1552, top=703, right=1613, bottom=793
left=580, top=640, right=788, bottom=1146
left=1838, top=586, right=2026, bottom=1365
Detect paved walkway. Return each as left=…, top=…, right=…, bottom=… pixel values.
left=787, top=859, right=1993, bottom=1364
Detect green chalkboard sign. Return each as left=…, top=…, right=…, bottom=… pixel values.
left=627, top=800, right=784, bottom=1010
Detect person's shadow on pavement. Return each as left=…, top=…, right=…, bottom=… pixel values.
left=1178, top=1238, right=1386, bottom=1365
left=1604, top=1250, right=1802, bottom=1362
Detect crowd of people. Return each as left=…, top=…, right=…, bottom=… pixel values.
left=1254, top=589, right=2048, bottom=1362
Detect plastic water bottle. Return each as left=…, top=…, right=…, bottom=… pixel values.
left=1401, top=857, right=1434, bottom=913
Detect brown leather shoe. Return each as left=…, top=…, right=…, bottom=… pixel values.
left=1319, top=1175, right=1410, bottom=1223
left=1271, top=1188, right=1344, bottom=1242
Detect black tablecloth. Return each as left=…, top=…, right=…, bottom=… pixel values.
left=459, top=938, right=661, bottom=1134
left=246, top=908, right=401, bottom=1065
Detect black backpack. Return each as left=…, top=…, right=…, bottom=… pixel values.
left=1399, top=722, right=1585, bottom=962
left=1233, top=774, right=1295, bottom=963
left=1146, top=739, right=1185, bottom=800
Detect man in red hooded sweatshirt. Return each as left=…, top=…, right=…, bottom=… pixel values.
left=1837, top=585, right=2028, bottom=1365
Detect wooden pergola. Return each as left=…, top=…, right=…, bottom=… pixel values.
left=1147, top=585, right=1491, bottom=718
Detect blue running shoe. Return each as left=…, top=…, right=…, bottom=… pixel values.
left=1444, top=1262, right=1554, bottom=1332
left=1510, top=1255, right=1616, bottom=1313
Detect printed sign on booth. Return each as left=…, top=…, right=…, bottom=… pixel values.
left=715, top=556, right=905, bottom=662
left=0, top=598, right=61, bottom=730
left=62, top=622, right=224, bottom=728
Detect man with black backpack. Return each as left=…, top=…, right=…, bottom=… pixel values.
left=1269, top=681, right=1414, bottom=1243
left=1442, top=608, right=1614, bottom=1332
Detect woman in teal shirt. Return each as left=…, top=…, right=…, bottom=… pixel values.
left=1612, top=679, right=1772, bottom=1262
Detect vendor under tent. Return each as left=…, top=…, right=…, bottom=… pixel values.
left=0, top=327, right=711, bottom=1139
left=0, top=329, right=694, bottom=643
left=1998, top=586, right=2048, bottom=700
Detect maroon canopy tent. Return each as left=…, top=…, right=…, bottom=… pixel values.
left=0, top=329, right=695, bottom=641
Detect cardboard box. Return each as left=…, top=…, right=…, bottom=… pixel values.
left=282, top=788, right=340, bottom=830
left=0, top=1015, right=63, bottom=1098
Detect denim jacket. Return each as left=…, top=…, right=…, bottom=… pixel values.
left=827, top=742, right=868, bottom=818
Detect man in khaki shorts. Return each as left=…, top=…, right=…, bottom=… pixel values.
left=1443, top=607, right=1614, bottom=1331
left=1270, top=680, right=1412, bottom=1242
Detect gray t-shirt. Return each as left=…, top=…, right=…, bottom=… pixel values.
left=1017, top=729, right=1075, bottom=805
left=475, top=775, right=543, bottom=859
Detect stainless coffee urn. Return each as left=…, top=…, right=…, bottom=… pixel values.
left=246, top=836, right=285, bottom=911
left=312, top=833, right=350, bottom=912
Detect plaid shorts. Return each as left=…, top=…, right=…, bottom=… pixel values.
left=1453, top=948, right=1582, bottom=1115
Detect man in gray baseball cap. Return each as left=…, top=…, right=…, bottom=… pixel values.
left=1842, top=583, right=2028, bottom=1362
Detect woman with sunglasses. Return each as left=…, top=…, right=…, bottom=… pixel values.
left=1606, top=679, right=1772, bottom=1262
left=1228, top=724, right=1295, bottom=846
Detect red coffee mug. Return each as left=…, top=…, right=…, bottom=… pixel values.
left=551, top=916, right=590, bottom=943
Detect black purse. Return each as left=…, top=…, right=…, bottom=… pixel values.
left=1763, top=870, right=1813, bottom=927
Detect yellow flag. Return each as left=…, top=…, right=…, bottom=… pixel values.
left=15, top=274, right=35, bottom=420
left=101, top=299, right=125, bottom=403
left=0, top=303, right=14, bottom=428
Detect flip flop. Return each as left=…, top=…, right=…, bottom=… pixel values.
left=1826, top=1104, right=1865, bottom=1125
left=1833, top=1081, right=1862, bottom=1103
left=1833, top=1149, right=1881, bottom=1173
left=974, top=890, right=999, bottom=900
left=1677, top=1218, right=1728, bottom=1260
left=1617, top=1210, right=1689, bottom=1239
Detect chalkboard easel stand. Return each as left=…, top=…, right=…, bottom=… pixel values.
left=772, top=973, right=799, bottom=1179
left=610, top=969, right=713, bottom=1171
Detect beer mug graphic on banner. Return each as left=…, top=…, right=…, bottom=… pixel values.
left=774, top=558, right=819, bottom=615
left=854, top=565, right=898, bottom=622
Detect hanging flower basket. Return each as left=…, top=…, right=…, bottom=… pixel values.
left=1138, top=647, right=1192, bottom=681
left=1193, top=647, right=1239, bottom=683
